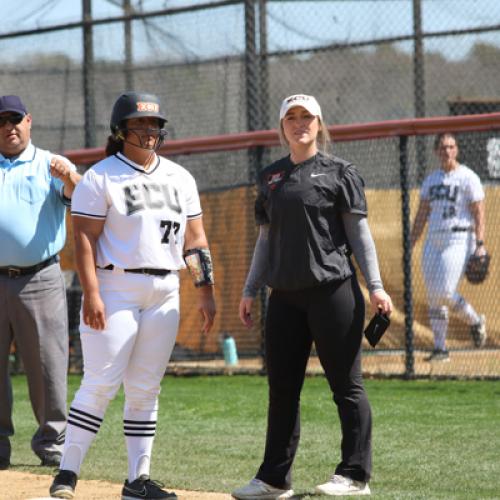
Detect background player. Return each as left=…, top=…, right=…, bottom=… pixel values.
left=410, top=132, right=487, bottom=362
left=50, top=91, right=216, bottom=499
left=233, top=94, right=393, bottom=498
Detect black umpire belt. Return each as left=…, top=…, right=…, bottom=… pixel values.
left=451, top=226, right=472, bottom=232
left=0, top=256, right=58, bottom=279
left=99, top=264, right=171, bottom=277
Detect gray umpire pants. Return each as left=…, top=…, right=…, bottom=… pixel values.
left=0, top=262, right=68, bottom=462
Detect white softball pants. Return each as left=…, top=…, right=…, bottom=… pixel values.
left=422, top=231, right=474, bottom=306
left=422, top=231, right=479, bottom=349
left=73, top=268, right=180, bottom=413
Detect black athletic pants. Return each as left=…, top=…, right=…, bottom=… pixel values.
left=255, top=276, right=371, bottom=489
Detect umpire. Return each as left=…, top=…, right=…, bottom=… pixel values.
left=0, top=95, right=81, bottom=468
left=233, top=95, right=393, bottom=498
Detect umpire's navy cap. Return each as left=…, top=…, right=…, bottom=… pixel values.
left=0, top=95, right=28, bottom=116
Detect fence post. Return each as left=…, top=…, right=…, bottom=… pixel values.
left=258, top=0, right=270, bottom=166
left=245, top=0, right=260, bottom=135
left=257, top=0, right=270, bottom=373
left=399, top=135, right=415, bottom=379
left=82, top=0, right=96, bottom=148
left=413, top=0, right=427, bottom=184
left=123, top=0, right=134, bottom=91
left=245, top=0, right=267, bottom=370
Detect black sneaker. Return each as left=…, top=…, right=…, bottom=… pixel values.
left=122, top=474, right=177, bottom=499
left=49, top=469, right=78, bottom=499
left=425, top=349, right=450, bottom=362
left=41, top=451, right=62, bottom=467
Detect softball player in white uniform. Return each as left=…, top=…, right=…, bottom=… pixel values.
left=411, top=133, right=487, bottom=361
left=50, top=92, right=216, bottom=500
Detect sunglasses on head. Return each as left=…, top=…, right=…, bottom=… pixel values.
left=0, top=114, right=24, bottom=127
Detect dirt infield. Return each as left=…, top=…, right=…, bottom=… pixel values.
left=0, top=470, right=231, bottom=500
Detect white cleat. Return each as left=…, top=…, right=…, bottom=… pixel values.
left=470, top=314, right=487, bottom=348
left=231, top=478, right=294, bottom=499
left=315, top=474, right=371, bottom=496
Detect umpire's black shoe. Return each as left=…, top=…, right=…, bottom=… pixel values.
left=122, top=474, right=177, bottom=499
left=41, top=451, right=62, bottom=467
left=0, top=456, right=9, bottom=470
left=49, top=469, right=78, bottom=499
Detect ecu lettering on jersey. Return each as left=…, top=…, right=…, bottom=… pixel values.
left=429, top=183, right=458, bottom=202
left=124, top=182, right=182, bottom=216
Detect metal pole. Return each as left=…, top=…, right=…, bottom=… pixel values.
left=245, top=0, right=260, bottom=135
left=257, top=0, right=270, bottom=169
left=413, top=0, right=427, bottom=184
left=82, top=0, right=96, bottom=148
left=124, top=0, right=134, bottom=90
left=258, top=0, right=269, bottom=132
left=245, top=0, right=267, bottom=370
left=399, top=136, right=415, bottom=379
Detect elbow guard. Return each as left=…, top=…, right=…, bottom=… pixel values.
left=183, top=248, right=215, bottom=287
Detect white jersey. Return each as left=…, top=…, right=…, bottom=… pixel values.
left=421, top=164, right=484, bottom=234
left=71, top=152, right=202, bottom=270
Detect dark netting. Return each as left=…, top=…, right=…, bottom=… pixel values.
left=2, top=0, right=499, bottom=378
left=165, top=129, right=499, bottom=379
left=3, top=1, right=500, bottom=152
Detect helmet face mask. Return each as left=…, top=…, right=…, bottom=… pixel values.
left=122, top=124, right=168, bottom=151
left=110, top=91, right=167, bottom=150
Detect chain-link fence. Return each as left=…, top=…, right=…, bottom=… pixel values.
left=2, top=1, right=499, bottom=378
left=54, top=116, right=499, bottom=380
left=2, top=1, right=500, bottom=151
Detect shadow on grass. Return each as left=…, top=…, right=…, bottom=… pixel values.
left=291, top=492, right=317, bottom=499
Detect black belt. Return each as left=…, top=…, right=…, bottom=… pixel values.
left=0, top=256, right=58, bottom=279
left=99, top=264, right=171, bottom=277
left=451, top=226, right=471, bottom=232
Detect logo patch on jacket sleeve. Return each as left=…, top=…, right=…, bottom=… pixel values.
left=267, top=171, right=285, bottom=190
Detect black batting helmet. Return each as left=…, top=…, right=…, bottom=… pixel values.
left=110, top=91, right=167, bottom=134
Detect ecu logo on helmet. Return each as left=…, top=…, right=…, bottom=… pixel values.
left=137, top=102, right=159, bottom=113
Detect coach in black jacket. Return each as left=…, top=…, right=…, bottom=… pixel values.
left=232, top=94, right=393, bottom=499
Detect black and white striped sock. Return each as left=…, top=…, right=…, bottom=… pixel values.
left=124, top=409, right=158, bottom=482
left=60, top=405, right=104, bottom=474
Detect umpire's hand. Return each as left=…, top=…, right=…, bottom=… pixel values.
left=49, top=155, right=71, bottom=180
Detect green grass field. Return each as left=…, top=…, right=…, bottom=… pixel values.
left=9, top=375, right=500, bottom=499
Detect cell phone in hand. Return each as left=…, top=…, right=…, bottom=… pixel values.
left=364, top=311, right=390, bottom=348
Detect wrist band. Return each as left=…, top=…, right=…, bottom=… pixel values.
left=183, top=248, right=215, bottom=287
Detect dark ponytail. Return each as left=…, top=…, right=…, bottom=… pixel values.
left=105, top=134, right=124, bottom=157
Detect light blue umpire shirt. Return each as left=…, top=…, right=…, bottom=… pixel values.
left=0, top=141, right=75, bottom=267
